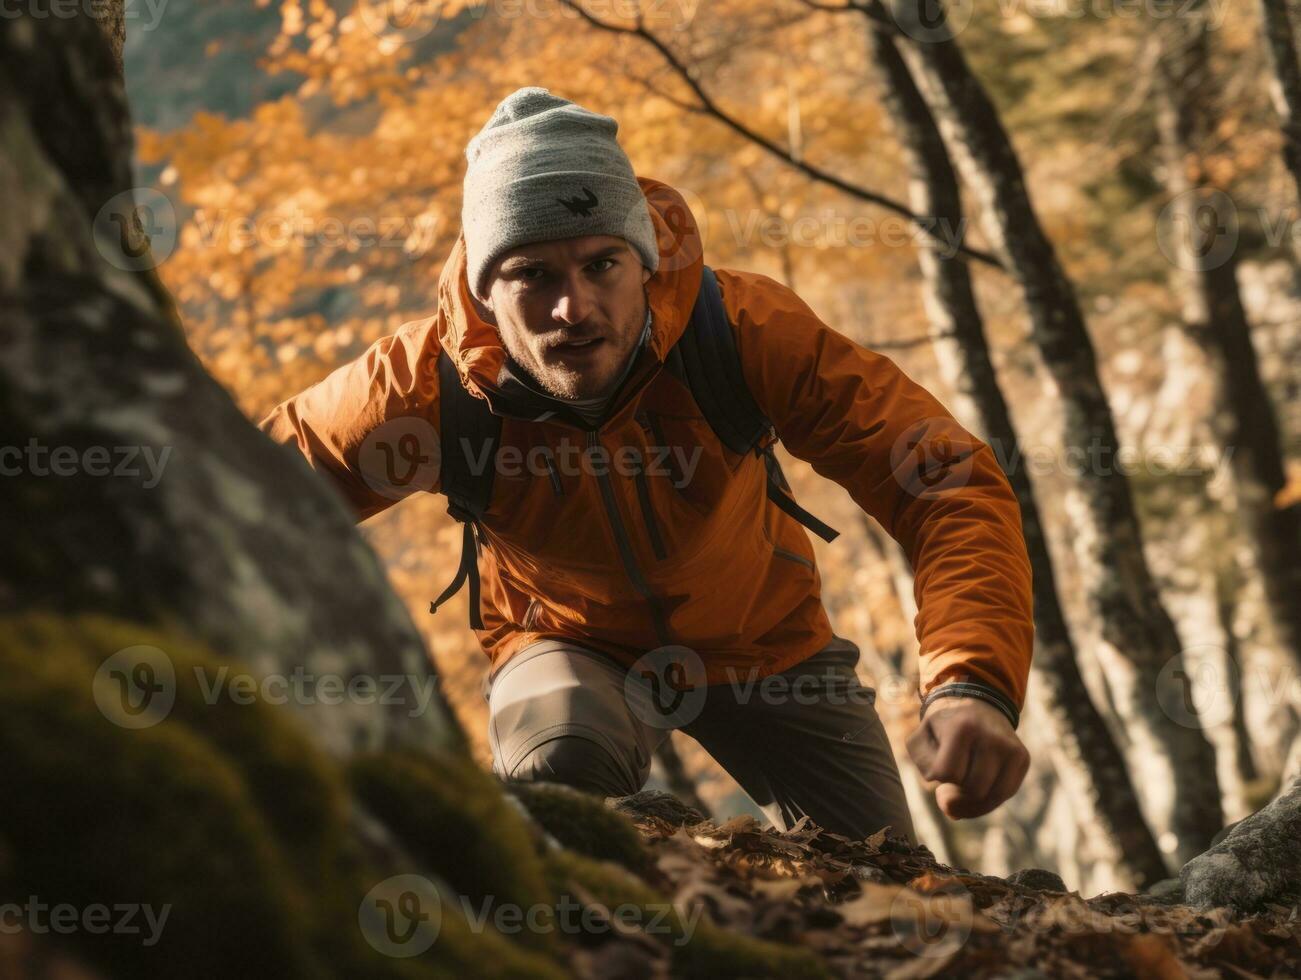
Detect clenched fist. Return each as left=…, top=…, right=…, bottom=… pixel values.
left=906, top=696, right=1030, bottom=819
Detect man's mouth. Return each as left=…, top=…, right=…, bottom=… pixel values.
left=550, top=336, right=604, bottom=354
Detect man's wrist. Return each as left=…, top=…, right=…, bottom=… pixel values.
left=920, top=681, right=1020, bottom=730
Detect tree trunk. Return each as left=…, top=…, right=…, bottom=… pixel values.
left=1155, top=4, right=1301, bottom=679
left=864, top=23, right=1169, bottom=887
left=881, top=0, right=1224, bottom=863
left=1214, top=571, right=1260, bottom=796
left=1259, top=0, right=1301, bottom=203
left=0, top=10, right=460, bottom=757
left=92, top=0, right=126, bottom=77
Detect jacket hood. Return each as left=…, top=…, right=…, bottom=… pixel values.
left=435, top=175, right=704, bottom=402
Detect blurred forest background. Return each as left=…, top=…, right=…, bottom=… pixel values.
left=123, top=0, right=1300, bottom=895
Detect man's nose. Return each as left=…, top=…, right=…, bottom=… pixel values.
left=551, top=272, right=595, bottom=325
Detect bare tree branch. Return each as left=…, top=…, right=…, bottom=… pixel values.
left=558, top=0, right=1003, bottom=269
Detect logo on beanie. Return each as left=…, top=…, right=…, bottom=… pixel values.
left=557, top=186, right=599, bottom=217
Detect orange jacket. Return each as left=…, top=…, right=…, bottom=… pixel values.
left=260, top=177, right=1034, bottom=714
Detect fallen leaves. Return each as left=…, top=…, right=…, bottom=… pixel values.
left=600, top=791, right=1301, bottom=979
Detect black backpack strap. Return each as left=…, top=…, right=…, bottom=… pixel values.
left=760, top=450, right=839, bottom=543
left=674, top=266, right=771, bottom=455
left=675, top=266, right=840, bottom=544
left=430, top=348, right=501, bottom=629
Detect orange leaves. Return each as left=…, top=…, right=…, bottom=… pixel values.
left=279, top=0, right=304, bottom=36
left=603, top=790, right=1301, bottom=977
left=144, top=0, right=940, bottom=445
left=1121, top=933, right=1195, bottom=980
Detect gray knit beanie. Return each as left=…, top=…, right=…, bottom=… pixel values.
left=462, top=87, right=660, bottom=302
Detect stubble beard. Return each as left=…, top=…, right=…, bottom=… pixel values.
left=503, top=300, right=647, bottom=402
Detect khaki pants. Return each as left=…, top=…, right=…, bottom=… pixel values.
left=485, top=634, right=916, bottom=843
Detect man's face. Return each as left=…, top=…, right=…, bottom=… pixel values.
left=481, top=235, right=653, bottom=401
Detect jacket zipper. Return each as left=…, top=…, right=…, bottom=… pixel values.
left=643, top=409, right=683, bottom=490
left=587, top=429, right=672, bottom=647
left=631, top=450, right=668, bottom=561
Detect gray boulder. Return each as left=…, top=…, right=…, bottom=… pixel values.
left=1181, top=776, right=1301, bottom=911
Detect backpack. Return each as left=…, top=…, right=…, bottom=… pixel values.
left=430, top=265, right=840, bottom=629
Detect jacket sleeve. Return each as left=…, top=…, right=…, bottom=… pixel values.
left=717, top=268, right=1034, bottom=720
left=257, top=315, right=443, bottom=523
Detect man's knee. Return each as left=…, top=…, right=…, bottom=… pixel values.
left=506, top=734, right=643, bottom=797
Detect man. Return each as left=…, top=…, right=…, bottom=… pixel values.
left=261, top=87, right=1034, bottom=841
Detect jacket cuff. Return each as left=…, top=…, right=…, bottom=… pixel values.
left=919, top=681, right=1020, bottom=730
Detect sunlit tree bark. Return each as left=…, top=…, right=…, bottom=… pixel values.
left=864, top=22, right=1168, bottom=887
left=1155, top=0, right=1301, bottom=685
left=877, top=0, right=1223, bottom=863
left=1259, top=0, right=1301, bottom=204
left=0, top=7, right=461, bottom=757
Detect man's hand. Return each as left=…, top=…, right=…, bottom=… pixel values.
left=906, top=696, right=1029, bottom=819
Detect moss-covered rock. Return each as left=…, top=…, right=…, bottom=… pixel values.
left=0, top=611, right=860, bottom=980
left=47, top=615, right=351, bottom=885
left=348, top=749, right=557, bottom=951
left=410, top=896, right=570, bottom=980
left=610, top=789, right=707, bottom=829
left=0, top=613, right=567, bottom=980
left=544, top=851, right=830, bottom=979
left=0, top=614, right=329, bottom=979
left=510, top=782, right=655, bottom=880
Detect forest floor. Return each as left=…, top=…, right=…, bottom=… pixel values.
left=589, top=792, right=1301, bottom=979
